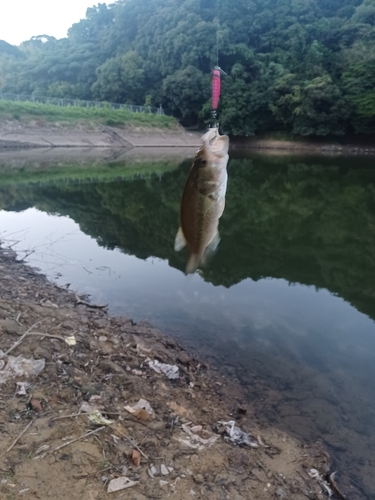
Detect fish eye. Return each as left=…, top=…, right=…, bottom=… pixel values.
left=201, top=159, right=207, bottom=166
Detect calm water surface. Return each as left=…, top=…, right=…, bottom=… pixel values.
left=1, top=150, right=375, bottom=498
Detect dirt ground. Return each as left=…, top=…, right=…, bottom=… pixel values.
left=1, top=119, right=375, bottom=155
left=0, top=245, right=342, bottom=500
left=0, top=121, right=201, bottom=149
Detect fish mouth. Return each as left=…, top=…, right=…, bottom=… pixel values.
left=202, top=127, right=229, bottom=158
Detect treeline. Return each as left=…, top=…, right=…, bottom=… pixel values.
left=1, top=0, right=375, bottom=136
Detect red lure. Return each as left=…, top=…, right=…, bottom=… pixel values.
left=212, top=67, right=221, bottom=112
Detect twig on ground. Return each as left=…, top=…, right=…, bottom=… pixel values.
left=49, top=413, right=86, bottom=422
left=75, top=293, right=108, bottom=310
left=124, top=435, right=149, bottom=460
left=4, top=318, right=48, bottom=356
left=26, top=332, right=68, bottom=341
left=15, top=311, right=24, bottom=326
left=7, top=418, right=36, bottom=453
left=328, top=472, right=347, bottom=500
left=51, top=426, right=105, bottom=453
left=110, top=424, right=149, bottom=459
left=17, top=250, right=35, bottom=262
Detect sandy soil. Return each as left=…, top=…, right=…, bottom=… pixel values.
left=0, top=121, right=201, bottom=149
left=0, top=245, right=344, bottom=500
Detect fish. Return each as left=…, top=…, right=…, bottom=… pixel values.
left=174, top=127, right=229, bottom=274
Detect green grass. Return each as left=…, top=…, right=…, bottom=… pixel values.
left=0, top=100, right=178, bottom=129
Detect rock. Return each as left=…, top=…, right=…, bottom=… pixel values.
left=177, top=351, right=192, bottom=365
left=132, top=449, right=141, bottom=467
left=62, top=321, right=75, bottom=330
left=89, top=340, right=98, bottom=350
left=141, top=436, right=159, bottom=448
left=80, top=384, right=102, bottom=396
left=276, top=487, right=287, bottom=499
left=0, top=319, right=22, bottom=335
left=215, top=473, right=231, bottom=486
left=160, top=464, right=169, bottom=475
left=33, top=346, right=52, bottom=360
left=99, top=360, right=126, bottom=374
left=148, top=421, right=165, bottom=431
left=193, top=474, right=204, bottom=484
left=28, top=399, right=43, bottom=414
left=94, top=318, right=109, bottom=329
left=100, top=343, right=114, bottom=355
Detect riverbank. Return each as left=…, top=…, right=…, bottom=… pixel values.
left=230, top=135, right=375, bottom=155
left=1, top=117, right=375, bottom=154
left=0, top=120, right=201, bottom=149
left=0, top=244, right=336, bottom=500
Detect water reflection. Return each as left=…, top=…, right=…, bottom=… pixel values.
left=1, top=151, right=375, bottom=498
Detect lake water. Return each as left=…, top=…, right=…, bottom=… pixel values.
left=1, top=149, right=375, bottom=499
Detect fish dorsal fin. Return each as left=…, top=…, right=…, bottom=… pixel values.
left=174, top=226, right=187, bottom=251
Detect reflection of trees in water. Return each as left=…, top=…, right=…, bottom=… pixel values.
left=2, top=155, right=375, bottom=321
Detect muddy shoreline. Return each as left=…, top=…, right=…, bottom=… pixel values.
left=230, top=137, right=375, bottom=156
left=0, top=244, right=336, bottom=499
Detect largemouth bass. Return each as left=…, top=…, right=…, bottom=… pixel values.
left=174, top=127, right=229, bottom=274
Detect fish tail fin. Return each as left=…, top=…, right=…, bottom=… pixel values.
left=185, top=254, right=201, bottom=275
left=174, top=227, right=187, bottom=251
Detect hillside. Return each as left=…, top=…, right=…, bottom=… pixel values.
left=0, top=100, right=200, bottom=148
left=1, top=0, right=375, bottom=137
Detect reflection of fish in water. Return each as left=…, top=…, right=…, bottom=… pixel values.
left=174, top=127, right=229, bottom=274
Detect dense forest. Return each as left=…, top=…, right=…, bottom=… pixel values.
left=1, top=0, right=375, bottom=136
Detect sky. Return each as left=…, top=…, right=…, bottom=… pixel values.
left=0, top=0, right=97, bottom=46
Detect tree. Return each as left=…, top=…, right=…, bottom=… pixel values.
left=92, top=51, right=146, bottom=103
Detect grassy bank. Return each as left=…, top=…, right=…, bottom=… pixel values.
left=0, top=100, right=178, bottom=128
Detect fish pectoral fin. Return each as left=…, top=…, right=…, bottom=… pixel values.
left=207, top=232, right=221, bottom=253
left=185, top=254, right=201, bottom=275
left=213, top=135, right=229, bottom=155
left=187, top=238, right=219, bottom=273
left=174, top=227, right=187, bottom=251
left=201, top=232, right=221, bottom=266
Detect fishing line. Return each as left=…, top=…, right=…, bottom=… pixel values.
left=211, top=0, right=223, bottom=126
left=212, top=0, right=219, bottom=124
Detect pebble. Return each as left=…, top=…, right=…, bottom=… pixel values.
left=148, top=421, right=165, bottom=431
left=276, top=487, right=287, bottom=499
left=193, top=474, right=204, bottom=484
left=160, top=464, right=169, bottom=475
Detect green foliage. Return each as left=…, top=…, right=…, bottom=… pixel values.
left=0, top=100, right=177, bottom=128
left=162, top=66, right=209, bottom=121
left=1, top=0, right=375, bottom=135
left=92, top=51, right=146, bottom=103
left=0, top=40, right=23, bottom=58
